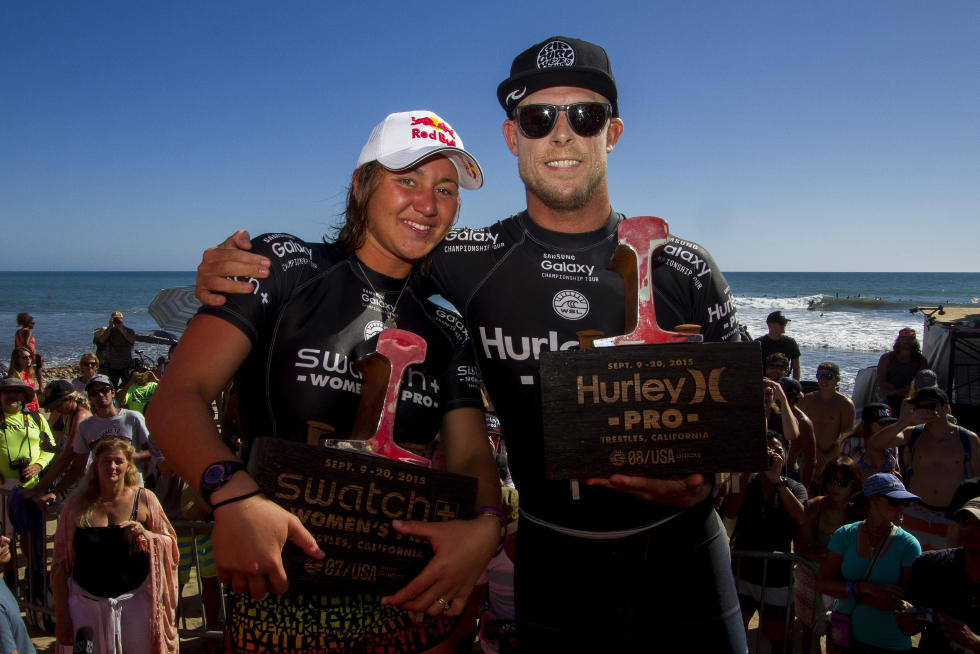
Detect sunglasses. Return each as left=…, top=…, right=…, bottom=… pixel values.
left=827, top=477, right=853, bottom=488
left=887, top=497, right=911, bottom=507
left=513, top=102, right=613, bottom=139
left=81, top=361, right=98, bottom=367
left=816, top=372, right=836, bottom=380
left=914, top=402, right=938, bottom=412
left=88, top=386, right=113, bottom=396
left=899, top=329, right=916, bottom=337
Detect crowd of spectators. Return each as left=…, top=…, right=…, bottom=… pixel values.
left=1, top=305, right=978, bottom=654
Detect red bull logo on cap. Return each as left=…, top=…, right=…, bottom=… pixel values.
left=410, top=115, right=457, bottom=147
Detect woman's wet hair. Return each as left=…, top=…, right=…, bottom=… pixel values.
left=16, top=313, right=32, bottom=328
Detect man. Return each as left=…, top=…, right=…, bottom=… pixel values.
left=870, top=387, right=980, bottom=550
left=765, top=352, right=791, bottom=381
left=900, top=497, right=980, bottom=653
left=779, top=377, right=816, bottom=489
left=0, top=536, right=36, bottom=654
left=31, top=374, right=159, bottom=501
left=118, top=363, right=159, bottom=415
left=756, top=311, right=800, bottom=379
left=877, top=327, right=929, bottom=418
left=93, top=310, right=135, bottom=388
left=194, top=36, right=747, bottom=651
left=800, top=361, right=856, bottom=482
left=724, top=434, right=807, bottom=654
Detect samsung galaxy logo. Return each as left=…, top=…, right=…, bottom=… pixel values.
left=444, top=228, right=499, bottom=245
left=271, top=239, right=312, bottom=259
left=540, top=260, right=595, bottom=276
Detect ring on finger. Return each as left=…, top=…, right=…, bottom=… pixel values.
left=437, top=597, right=451, bottom=611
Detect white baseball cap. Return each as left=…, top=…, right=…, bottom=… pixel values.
left=356, top=110, right=484, bottom=190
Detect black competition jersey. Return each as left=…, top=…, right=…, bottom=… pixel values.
left=428, top=211, right=741, bottom=531
left=200, top=233, right=483, bottom=460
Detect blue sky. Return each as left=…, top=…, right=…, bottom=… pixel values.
left=2, top=1, right=977, bottom=272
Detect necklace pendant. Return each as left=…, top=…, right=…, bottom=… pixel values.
left=384, top=315, right=397, bottom=329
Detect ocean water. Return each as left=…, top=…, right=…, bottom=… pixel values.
left=2, top=270, right=978, bottom=398
left=1, top=271, right=195, bottom=369
left=728, top=271, right=980, bottom=396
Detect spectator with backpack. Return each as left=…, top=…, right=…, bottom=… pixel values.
left=870, top=387, right=980, bottom=550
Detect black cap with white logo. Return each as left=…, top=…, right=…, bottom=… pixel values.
left=497, top=36, right=619, bottom=117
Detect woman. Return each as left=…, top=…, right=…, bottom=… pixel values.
left=0, top=376, right=53, bottom=492
left=794, top=457, right=864, bottom=654
left=71, top=353, right=101, bottom=394
left=877, top=328, right=928, bottom=419
left=8, top=347, right=39, bottom=412
left=51, top=437, right=178, bottom=653
left=148, top=110, right=501, bottom=654
left=14, top=312, right=36, bottom=354
left=26, top=381, right=93, bottom=508
left=816, top=473, right=922, bottom=653
left=840, top=404, right=901, bottom=481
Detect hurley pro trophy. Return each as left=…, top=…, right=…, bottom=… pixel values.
left=539, top=217, right=766, bottom=490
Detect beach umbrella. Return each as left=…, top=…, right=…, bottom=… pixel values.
left=149, top=286, right=201, bottom=333
left=134, top=329, right=179, bottom=345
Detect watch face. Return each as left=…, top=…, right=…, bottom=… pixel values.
left=203, top=463, right=227, bottom=485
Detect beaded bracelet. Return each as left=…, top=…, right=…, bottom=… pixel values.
left=475, top=505, right=508, bottom=555
left=210, top=489, right=263, bottom=511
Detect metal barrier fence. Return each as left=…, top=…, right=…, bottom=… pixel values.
left=0, top=487, right=225, bottom=646
left=732, top=548, right=825, bottom=654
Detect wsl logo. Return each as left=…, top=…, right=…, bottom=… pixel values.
left=364, top=320, right=385, bottom=340
left=552, top=290, right=589, bottom=320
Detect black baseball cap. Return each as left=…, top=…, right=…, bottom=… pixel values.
left=497, top=36, right=619, bottom=117
left=913, top=387, right=949, bottom=406
left=766, top=311, right=790, bottom=325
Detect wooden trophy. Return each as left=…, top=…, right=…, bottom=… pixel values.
left=539, top=217, right=766, bottom=483
left=248, top=329, right=477, bottom=592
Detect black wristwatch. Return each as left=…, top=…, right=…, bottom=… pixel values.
left=200, top=460, right=246, bottom=505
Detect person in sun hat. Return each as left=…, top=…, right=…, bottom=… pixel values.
left=817, top=473, right=922, bottom=652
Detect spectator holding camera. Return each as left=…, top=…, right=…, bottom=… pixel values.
left=724, top=433, right=807, bottom=654
left=869, top=387, right=980, bottom=551
left=899, top=497, right=980, bottom=653
left=93, top=311, right=136, bottom=388
left=0, top=376, right=56, bottom=584
left=0, top=377, right=54, bottom=491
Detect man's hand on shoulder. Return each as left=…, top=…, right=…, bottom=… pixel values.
left=196, top=230, right=271, bottom=307
left=584, top=473, right=711, bottom=506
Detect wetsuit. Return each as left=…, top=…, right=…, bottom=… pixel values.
left=200, top=233, right=484, bottom=654
left=427, top=211, right=748, bottom=652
